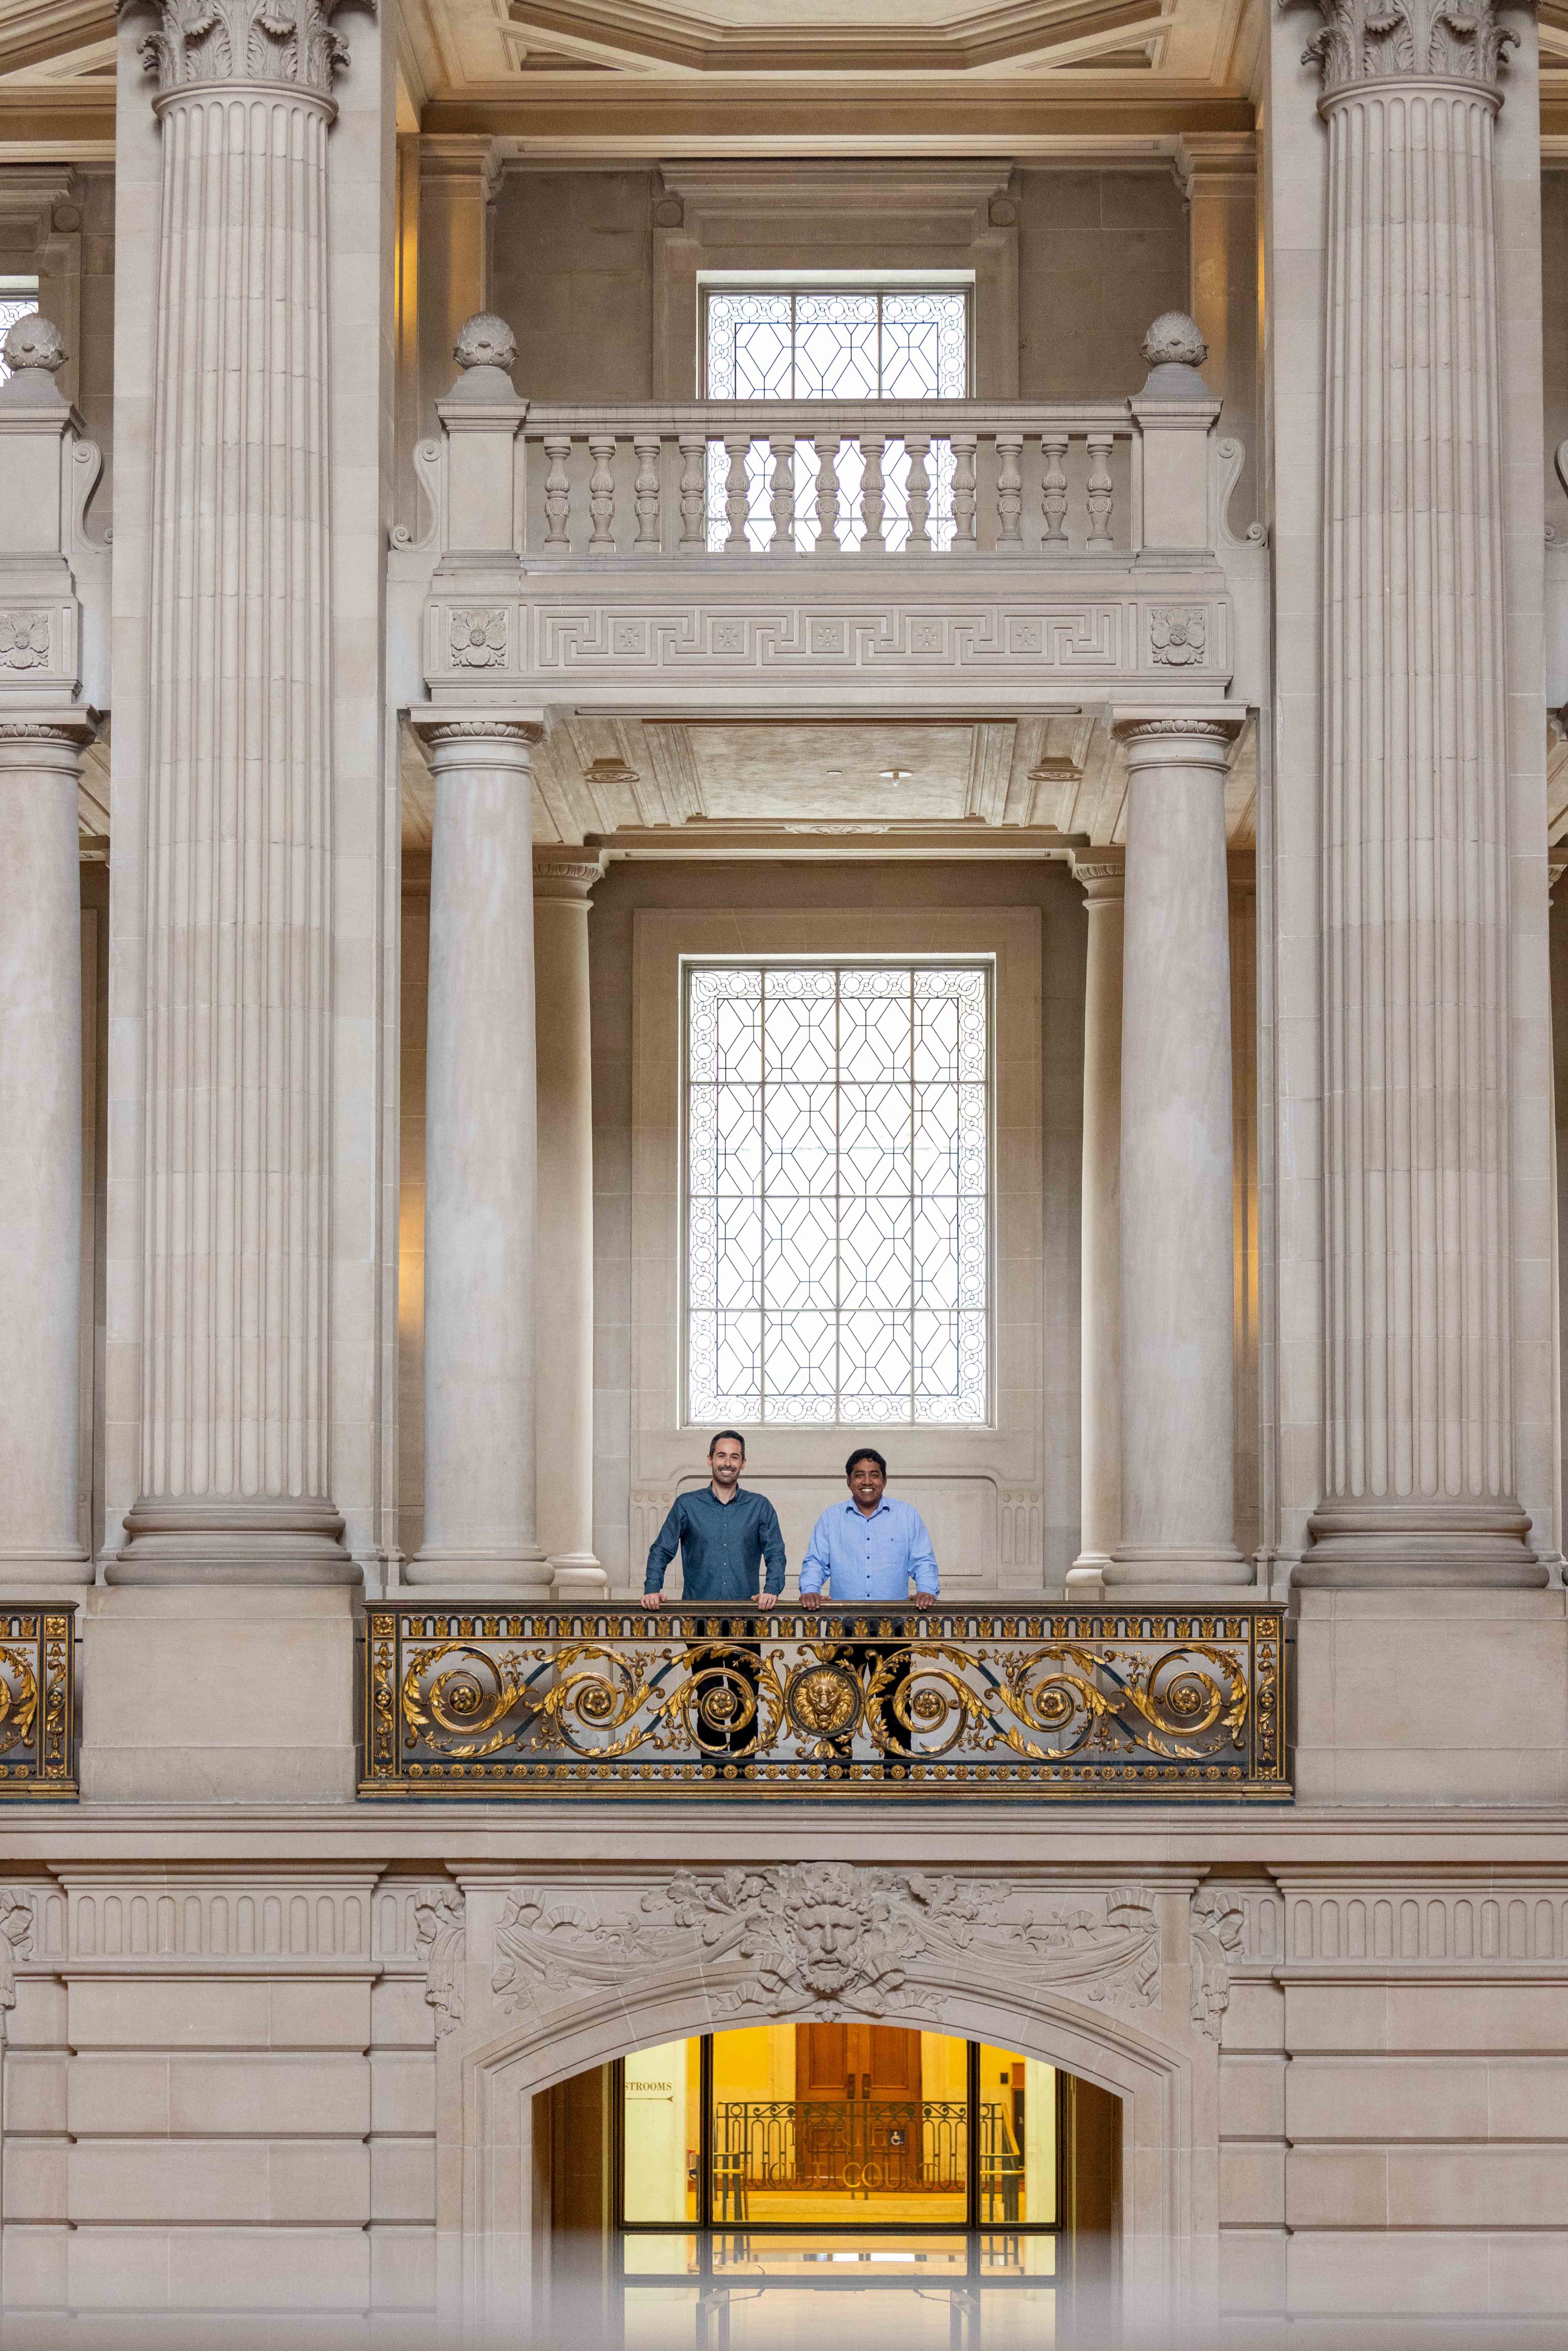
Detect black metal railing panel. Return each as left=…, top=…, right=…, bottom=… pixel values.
left=360, top=1604, right=1288, bottom=1798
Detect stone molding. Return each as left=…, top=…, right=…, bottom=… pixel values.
left=1296, top=0, right=1515, bottom=93
left=128, top=0, right=372, bottom=95
left=533, top=847, right=605, bottom=901
left=414, top=716, right=546, bottom=748
left=491, top=1865, right=1163, bottom=2024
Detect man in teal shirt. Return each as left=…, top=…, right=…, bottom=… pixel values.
left=641, top=1431, right=786, bottom=1607
left=642, top=1431, right=784, bottom=1768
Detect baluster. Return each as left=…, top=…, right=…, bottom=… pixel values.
left=950, top=432, right=977, bottom=548
left=860, top=431, right=886, bottom=555
left=768, top=433, right=795, bottom=555
left=723, top=432, right=750, bottom=553
left=1086, top=430, right=1115, bottom=550
left=812, top=432, right=841, bottom=553
left=678, top=432, right=707, bottom=554
left=995, top=431, right=1023, bottom=553
left=904, top=432, right=931, bottom=553
left=587, top=432, right=617, bottom=555
left=633, top=430, right=662, bottom=551
left=543, top=433, right=572, bottom=551
left=1041, top=431, right=1069, bottom=545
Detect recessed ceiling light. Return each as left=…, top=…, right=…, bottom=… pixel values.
left=879, top=768, right=913, bottom=783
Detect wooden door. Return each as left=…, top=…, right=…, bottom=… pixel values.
left=795, top=2026, right=924, bottom=2192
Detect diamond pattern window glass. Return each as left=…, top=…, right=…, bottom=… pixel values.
left=704, top=288, right=969, bottom=401
left=685, top=960, right=989, bottom=1427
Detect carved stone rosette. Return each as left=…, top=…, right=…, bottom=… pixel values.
left=1298, top=0, right=1536, bottom=1582
left=115, top=0, right=361, bottom=1579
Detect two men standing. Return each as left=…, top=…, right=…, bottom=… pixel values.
left=642, top=1434, right=940, bottom=1611
left=641, top=1432, right=940, bottom=1767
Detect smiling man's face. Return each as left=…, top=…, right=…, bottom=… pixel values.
left=709, top=1437, right=745, bottom=1491
left=848, top=1457, right=886, bottom=1512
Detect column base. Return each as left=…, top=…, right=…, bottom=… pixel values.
left=1101, top=1544, right=1253, bottom=1593
left=403, top=1545, right=552, bottom=1595
left=109, top=1499, right=359, bottom=1586
left=1065, top=1557, right=1109, bottom=1600
left=1298, top=1499, right=1545, bottom=1588
left=0, top=1547, right=93, bottom=1600
left=550, top=1552, right=609, bottom=1601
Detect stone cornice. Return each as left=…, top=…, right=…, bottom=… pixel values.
left=122, top=0, right=374, bottom=96
left=1294, top=0, right=1516, bottom=97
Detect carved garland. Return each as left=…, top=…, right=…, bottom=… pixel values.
left=491, top=1864, right=1163, bottom=2025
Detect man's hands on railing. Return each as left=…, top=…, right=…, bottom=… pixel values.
left=641, top=1591, right=778, bottom=1611
left=800, top=1592, right=932, bottom=1613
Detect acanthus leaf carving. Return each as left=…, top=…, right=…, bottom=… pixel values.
left=1189, top=1885, right=1246, bottom=2040
left=124, top=0, right=375, bottom=96
left=412, top=1887, right=466, bottom=2039
left=1293, top=0, right=1515, bottom=93
left=492, top=1867, right=1162, bottom=2025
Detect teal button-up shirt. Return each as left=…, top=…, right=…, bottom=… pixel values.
left=644, top=1485, right=787, bottom=1602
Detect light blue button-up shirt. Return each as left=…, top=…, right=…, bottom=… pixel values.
left=799, top=1495, right=940, bottom=1602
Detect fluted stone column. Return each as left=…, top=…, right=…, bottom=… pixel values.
left=1298, top=0, right=1541, bottom=1585
left=406, top=720, right=549, bottom=1593
left=111, top=0, right=362, bottom=1585
left=0, top=716, right=94, bottom=1591
left=1068, top=851, right=1124, bottom=1591
left=535, top=848, right=607, bottom=1599
left=1105, top=714, right=1250, bottom=1593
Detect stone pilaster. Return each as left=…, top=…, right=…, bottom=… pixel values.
left=1105, top=713, right=1250, bottom=1594
left=1068, top=850, right=1124, bottom=1591
left=111, top=0, right=364, bottom=1584
left=535, top=848, right=608, bottom=1600
left=405, top=718, right=550, bottom=1594
left=0, top=715, right=96, bottom=1590
left=1296, top=0, right=1541, bottom=1585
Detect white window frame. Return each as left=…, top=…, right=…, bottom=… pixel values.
left=698, top=272, right=974, bottom=402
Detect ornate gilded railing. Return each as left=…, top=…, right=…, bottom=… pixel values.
left=359, top=1604, right=1287, bottom=1798
left=0, top=1607, right=76, bottom=1798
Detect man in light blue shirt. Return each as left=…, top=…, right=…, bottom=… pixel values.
left=799, top=1447, right=940, bottom=1608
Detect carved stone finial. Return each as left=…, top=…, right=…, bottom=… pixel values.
left=454, top=312, right=517, bottom=375
left=1294, top=0, right=1516, bottom=93
left=1141, top=311, right=1207, bottom=371
left=122, top=0, right=374, bottom=97
left=0, top=313, right=67, bottom=403
left=1137, top=311, right=1211, bottom=399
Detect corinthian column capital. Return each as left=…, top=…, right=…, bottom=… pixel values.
left=1296, top=0, right=1516, bottom=96
left=124, top=0, right=373, bottom=97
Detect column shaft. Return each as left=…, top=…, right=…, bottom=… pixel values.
left=408, top=723, right=548, bottom=1591
left=534, top=852, right=606, bottom=1598
left=1301, top=14, right=1538, bottom=1582
left=1069, top=853, right=1124, bottom=1584
left=116, top=40, right=354, bottom=1581
left=1107, top=718, right=1248, bottom=1592
left=0, top=722, right=91, bottom=1584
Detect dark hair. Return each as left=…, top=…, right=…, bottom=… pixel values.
left=845, top=1447, right=888, bottom=1479
left=708, top=1429, right=747, bottom=1459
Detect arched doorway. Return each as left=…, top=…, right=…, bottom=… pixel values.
left=536, top=2022, right=1120, bottom=2349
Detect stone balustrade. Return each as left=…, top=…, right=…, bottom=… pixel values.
left=361, top=1602, right=1288, bottom=1798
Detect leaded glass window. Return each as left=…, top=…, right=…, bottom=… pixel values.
left=704, top=288, right=969, bottom=401
left=701, top=286, right=969, bottom=552
left=684, top=960, right=990, bottom=1427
